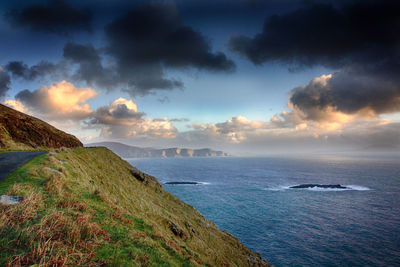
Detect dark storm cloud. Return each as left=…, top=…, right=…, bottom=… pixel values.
left=118, top=64, right=184, bottom=96
left=105, top=2, right=235, bottom=71
left=290, top=62, right=400, bottom=118
left=63, top=42, right=99, bottom=63
left=63, top=42, right=118, bottom=89
left=229, top=0, right=400, bottom=67
left=102, top=2, right=234, bottom=95
left=64, top=41, right=185, bottom=94
left=229, top=0, right=400, bottom=118
left=15, top=89, right=42, bottom=111
left=5, top=61, right=59, bottom=81
left=5, top=0, right=91, bottom=35
left=0, top=70, right=11, bottom=98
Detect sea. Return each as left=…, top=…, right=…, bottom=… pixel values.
left=128, top=155, right=400, bottom=266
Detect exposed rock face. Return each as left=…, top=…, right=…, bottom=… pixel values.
left=0, top=104, right=83, bottom=149
left=87, top=141, right=228, bottom=158
left=290, top=184, right=347, bottom=189
left=167, top=220, right=185, bottom=239
left=130, top=167, right=161, bottom=188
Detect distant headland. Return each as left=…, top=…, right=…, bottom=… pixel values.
left=86, top=141, right=229, bottom=158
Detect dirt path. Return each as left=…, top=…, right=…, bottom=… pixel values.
left=0, top=152, right=46, bottom=183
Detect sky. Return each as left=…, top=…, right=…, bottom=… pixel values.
left=0, top=0, right=399, bottom=155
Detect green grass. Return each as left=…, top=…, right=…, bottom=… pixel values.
left=0, top=148, right=269, bottom=266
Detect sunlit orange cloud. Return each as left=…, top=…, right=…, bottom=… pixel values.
left=45, top=80, right=98, bottom=119
left=6, top=81, right=98, bottom=120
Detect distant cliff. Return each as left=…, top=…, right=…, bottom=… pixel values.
left=0, top=104, right=82, bottom=150
left=86, top=141, right=228, bottom=158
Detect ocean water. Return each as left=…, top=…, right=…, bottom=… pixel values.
left=128, top=156, right=400, bottom=266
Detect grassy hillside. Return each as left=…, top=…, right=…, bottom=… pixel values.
left=0, top=147, right=270, bottom=266
left=0, top=104, right=82, bottom=151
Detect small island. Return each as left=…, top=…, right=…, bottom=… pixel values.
left=165, top=181, right=201, bottom=185
left=290, top=184, right=348, bottom=189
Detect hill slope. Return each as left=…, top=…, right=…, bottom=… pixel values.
left=0, top=104, right=82, bottom=150
left=87, top=141, right=228, bottom=158
left=0, top=147, right=270, bottom=266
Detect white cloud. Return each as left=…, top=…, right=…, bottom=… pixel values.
left=90, top=98, right=178, bottom=139
left=93, top=97, right=142, bottom=126
left=190, top=115, right=269, bottom=143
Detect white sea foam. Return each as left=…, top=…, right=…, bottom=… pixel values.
left=262, top=185, right=291, bottom=191
left=346, top=185, right=371, bottom=191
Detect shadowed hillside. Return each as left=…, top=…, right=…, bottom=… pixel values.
left=0, top=104, right=82, bottom=150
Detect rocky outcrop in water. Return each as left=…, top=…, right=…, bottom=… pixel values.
left=164, top=181, right=200, bottom=185
left=290, top=184, right=347, bottom=189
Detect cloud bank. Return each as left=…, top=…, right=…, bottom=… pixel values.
left=229, top=1, right=399, bottom=68
left=6, top=0, right=92, bottom=35
left=5, top=61, right=61, bottom=81
left=3, top=2, right=235, bottom=97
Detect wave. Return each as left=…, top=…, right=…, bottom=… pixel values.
left=262, top=185, right=290, bottom=191
left=346, top=185, right=371, bottom=191
left=263, top=185, right=371, bottom=191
